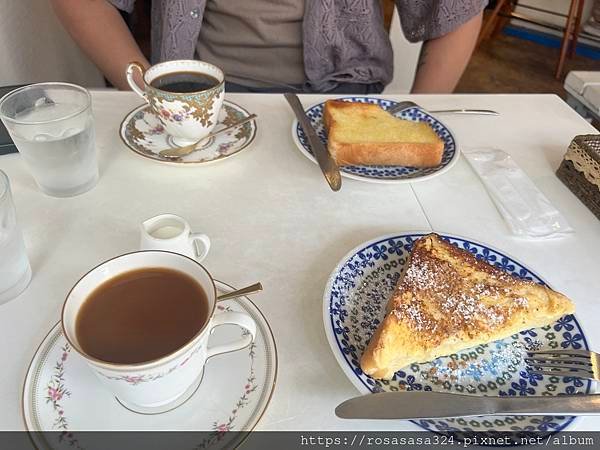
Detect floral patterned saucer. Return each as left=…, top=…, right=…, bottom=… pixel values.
left=323, top=233, right=593, bottom=437
left=119, top=101, right=257, bottom=165
left=291, top=97, right=459, bottom=184
left=22, top=281, right=277, bottom=450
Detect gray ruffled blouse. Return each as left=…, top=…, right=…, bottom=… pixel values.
left=110, top=0, right=487, bottom=91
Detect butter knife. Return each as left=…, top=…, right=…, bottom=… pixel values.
left=335, top=392, right=600, bottom=419
left=284, top=93, right=341, bottom=191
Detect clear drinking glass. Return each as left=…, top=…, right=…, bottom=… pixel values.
left=0, top=83, right=98, bottom=197
left=0, top=170, right=32, bottom=304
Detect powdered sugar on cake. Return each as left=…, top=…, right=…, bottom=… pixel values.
left=392, top=243, right=531, bottom=336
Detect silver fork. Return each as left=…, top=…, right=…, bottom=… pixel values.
left=526, top=349, right=600, bottom=380
left=387, top=100, right=499, bottom=116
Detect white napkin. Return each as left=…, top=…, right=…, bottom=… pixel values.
left=463, top=148, right=573, bottom=238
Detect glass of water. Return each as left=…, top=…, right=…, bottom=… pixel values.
left=0, top=83, right=98, bottom=197
left=0, top=170, right=32, bottom=304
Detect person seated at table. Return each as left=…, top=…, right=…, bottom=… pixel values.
left=50, top=0, right=485, bottom=94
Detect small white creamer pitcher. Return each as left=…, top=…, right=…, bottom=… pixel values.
left=140, top=214, right=210, bottom=261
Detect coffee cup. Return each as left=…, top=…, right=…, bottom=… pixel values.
left=126, top=60, right=225, bottom=146
left=140, top=213, right=210, bottom=261
left=61, top=251, right=256, bottom=410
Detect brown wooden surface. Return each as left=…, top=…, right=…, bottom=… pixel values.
left=556, top=0, right=581, bottom=78
left=458, top=30, right=598, bottom=99
left=478, top=0, right=511, bottom=44
left=478, top=0, right=588, bottom=81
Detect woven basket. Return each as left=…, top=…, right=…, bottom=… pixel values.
left=556, top=134, right=600, bottom=220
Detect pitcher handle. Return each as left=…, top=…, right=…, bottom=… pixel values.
left=189, top=233, right=211, bottom=262
left=126, top=61, right=148, bottom=100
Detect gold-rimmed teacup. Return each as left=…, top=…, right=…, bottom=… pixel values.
left=126, top=60, right=225, bottom=146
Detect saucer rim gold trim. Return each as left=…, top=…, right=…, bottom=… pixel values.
left=119, top=100, right=257, bottom=166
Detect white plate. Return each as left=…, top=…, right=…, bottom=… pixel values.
left=291, top=97, right=459, bottom=184
left=22, top=281, right=277, bottom=449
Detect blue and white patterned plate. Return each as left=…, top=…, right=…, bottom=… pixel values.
left=323, top=233, right=592, bottom=436
left=291, top=97, right=459, bottom=184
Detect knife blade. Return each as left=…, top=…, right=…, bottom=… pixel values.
left=335, top=392, right=600, bottom=420
left=284, top=93, right=341, bottom=191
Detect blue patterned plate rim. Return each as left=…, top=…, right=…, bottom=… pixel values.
left=323, top=232, right=592, bottom=437
left=291, top=97, right=460, bottom=185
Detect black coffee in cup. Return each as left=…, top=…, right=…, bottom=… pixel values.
left=150, top=72, right=220, bottom=93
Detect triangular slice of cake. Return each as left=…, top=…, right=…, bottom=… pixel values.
left=323, top=100, right=444, bottom=167
left=360, top=234, right=575, bottom=379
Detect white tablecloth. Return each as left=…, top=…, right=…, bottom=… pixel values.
left=0, top=92, right=598, bottom=431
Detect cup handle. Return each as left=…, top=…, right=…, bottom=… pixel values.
left=126, top=61, right=147, bottom=100
left=189, top=233, right=210, bottom=262
left=206, top=311, right=256, bottom=359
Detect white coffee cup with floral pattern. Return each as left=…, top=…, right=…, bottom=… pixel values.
left=126, top=60, right=225, bottom=146
left=61, top=250, right=256, bottom=410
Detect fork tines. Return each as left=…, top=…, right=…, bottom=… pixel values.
left=526, top=349, right=599, bottom=380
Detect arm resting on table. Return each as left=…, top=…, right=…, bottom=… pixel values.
left=50, top=0, right=149, bottom=90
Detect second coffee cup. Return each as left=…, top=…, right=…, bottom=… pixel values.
left=61, top=250, right=257, bottom=410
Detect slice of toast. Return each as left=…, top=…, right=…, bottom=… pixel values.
left=360, top=234, right=575, bottom=379
left=323, top=100, right=444, bottom=167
